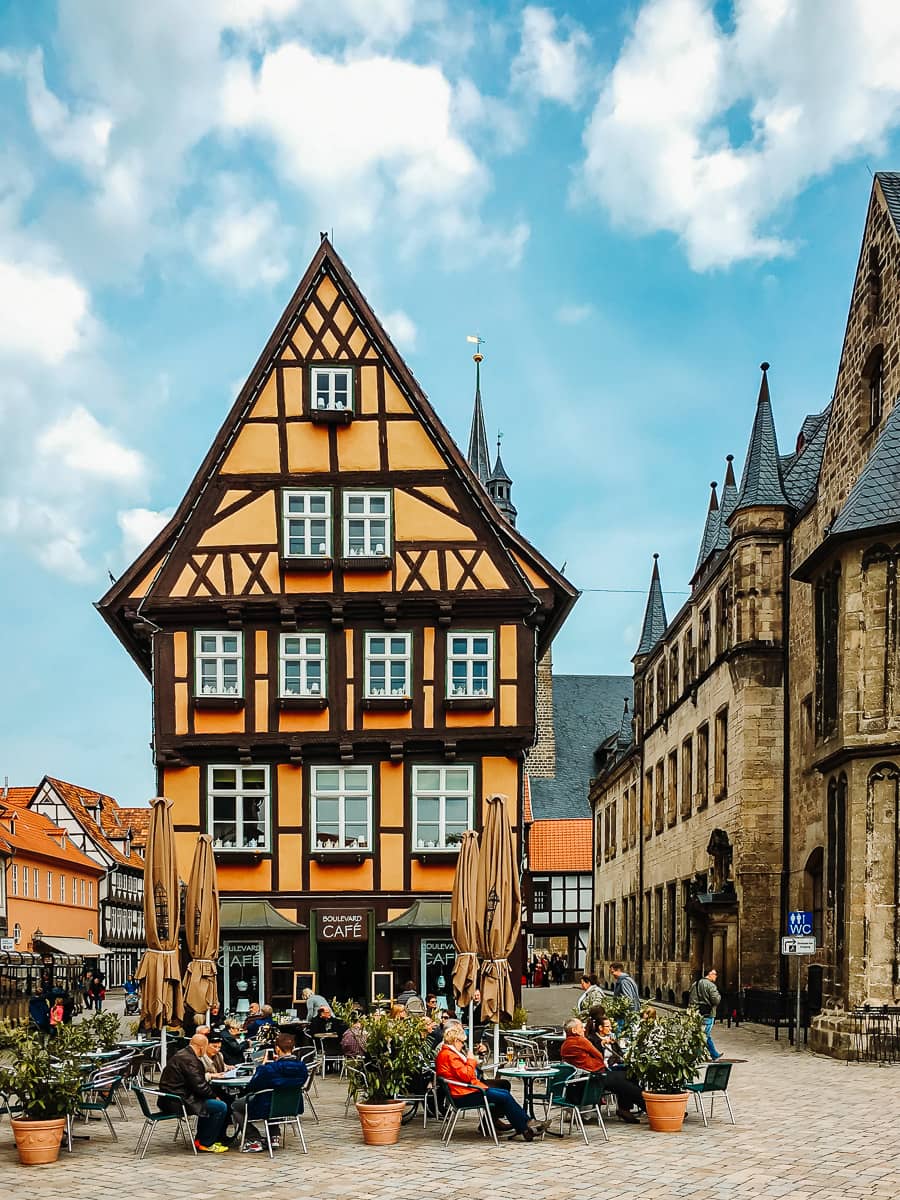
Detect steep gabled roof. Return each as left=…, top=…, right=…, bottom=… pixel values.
left=635, top=555, right=667, bottom=657
left=783, top=404, right=831, bottom=510
left=0, top=805, right=103, bottom=872
left=692, top=482, right=720, bottom=580
left=38, top=778, right=145, bottom=870
left=830, top=400, right=900, bottom=536
left=877, top=172, right=900, bottom=236
left=733, top=364, right=791, bottom=512
left=715, top=455, right=738, bottom=550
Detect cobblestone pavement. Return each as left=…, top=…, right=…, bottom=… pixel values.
left=2, top=1020, right=899, bottom=1200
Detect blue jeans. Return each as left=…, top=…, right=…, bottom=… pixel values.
left=454, top=1086, right=531, bottom=1134
left=703, top=1016, right=721, bottom=1059
left=196, top=1098, right=229, bottom=1147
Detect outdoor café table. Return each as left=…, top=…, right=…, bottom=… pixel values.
left=117, top=1039, right=156, bottom=1050
left=495, top=1065, right=557, bottom=1120
left=505, top=1027, right=547, bottom=1037
left=78, top=1050, right=121, bottom=1061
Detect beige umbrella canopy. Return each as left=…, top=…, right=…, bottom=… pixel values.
left=450, top=830, right=480, bottom=1010
left=182, top=834, right=220, bottom=1016
left=475, top=793, right=521, bottom=1025
left=135, top=796, right=183, bottom=1029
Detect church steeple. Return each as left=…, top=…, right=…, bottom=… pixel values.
left=466, top=343, right=491, bottom=486
left=732, top=362, right=791, bottom=513
left=488, top=434, right=517, bottom=526
left=634, top=554, right=667, bottom=659
left=692, top=480, right=719, bottom=581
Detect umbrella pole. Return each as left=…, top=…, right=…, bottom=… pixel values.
left=160, top=1025, right=167, bottom=1069
left=469, top=999, right=474, bottom=1049
left=493, top=1020, right=499, bottom=1069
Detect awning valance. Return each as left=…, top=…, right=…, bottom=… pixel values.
left=378, top=899, right=452, bottom=931
left=219, top=900, right=307, bottom=931
left=39, top=936, right=108, bottom=957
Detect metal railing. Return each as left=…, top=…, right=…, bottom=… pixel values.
left=850, top=1006, right=900, bottom=1064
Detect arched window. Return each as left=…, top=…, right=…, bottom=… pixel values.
left=803, top=847, right=824, bottom=942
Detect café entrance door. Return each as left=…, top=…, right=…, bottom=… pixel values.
left=317, top=942, right=367, bottom=1003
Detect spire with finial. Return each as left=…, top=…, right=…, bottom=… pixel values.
left=714, top=454, right=738, bottom=550
left=466, top=336, right=491, bottom=486
left=732, top=362, right=791, bottom=513
left=618, top=697, right=632, bottom=746
left=635, top=554, right=667, bottom=658
left=488, top=430, right=517, bottom=526
left=692, top=481, right=720, bottom=579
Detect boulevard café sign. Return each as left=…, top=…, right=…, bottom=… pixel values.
left=317, top=909, right=367, bottom=940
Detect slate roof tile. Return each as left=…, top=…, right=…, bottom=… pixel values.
left=783, top=404, right=831, bottom=510
left=830, top=400, right=900, bottom=536
left=635, top=556, right=667, bottom=657
left=734, top=365, right=791, bottom=510
left=878, top=172, right=900, bottom=236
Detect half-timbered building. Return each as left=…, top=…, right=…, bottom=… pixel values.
left=99, top=237, right=576, bottom=1010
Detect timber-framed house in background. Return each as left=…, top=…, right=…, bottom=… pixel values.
left=99, top=236, right=576, bottom=1011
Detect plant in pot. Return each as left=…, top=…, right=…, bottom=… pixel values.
left=341, top=1006, right=431, bottom=1146
left=622, top=1006, right=707, bottom=1132
left=85, top=1010, right=121, bottom=1050
left=0, top=1024, right=84, bottom=1164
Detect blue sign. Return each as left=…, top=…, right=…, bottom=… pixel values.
left=787, top=910, right=814, bottom=936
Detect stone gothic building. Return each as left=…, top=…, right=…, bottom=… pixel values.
left=590, top=172, right=900, bottom=1055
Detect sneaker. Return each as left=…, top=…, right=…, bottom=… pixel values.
left=269, top=1135, right=281, bottom=1149
left=195, top=1140, right=229, bottom=1153
left=241, top=1141, right=264, bottom=1153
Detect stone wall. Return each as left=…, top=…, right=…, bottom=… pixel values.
left=526, top=650, right=555, bottom=778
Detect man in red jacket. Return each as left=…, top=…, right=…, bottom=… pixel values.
left=560, top=1017, right=644, bottom=1123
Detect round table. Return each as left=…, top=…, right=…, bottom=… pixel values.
left=505, top=1028, right=547, bottom=1038
left=496, top=1066, right=557, bottom=1119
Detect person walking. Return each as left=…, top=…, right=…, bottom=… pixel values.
left=80, top=969, right=93, bottom=1012
left=89, top=974, right=106, bottom=1013
left=609, top=963, right=641, bottom=1013
left=577, top=974, right=605, bottom=1014
left=689, top=968, right=723, bottom=1060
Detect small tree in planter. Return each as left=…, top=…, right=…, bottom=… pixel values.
left=342, top=1007, right=432, bottom=1145
left=85, top=1011, right=121, bottom=1051
left=622, top=1007, right=707, bottom=1132
left=0, top=1025, right=83, bottom=1164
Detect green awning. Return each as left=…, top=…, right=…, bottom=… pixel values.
left=219, top=900, right=307, bottom=931
left=378, top=899, right=452, bottom=931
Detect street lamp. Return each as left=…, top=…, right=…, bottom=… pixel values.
left=31, top=927, right=43, bottom=950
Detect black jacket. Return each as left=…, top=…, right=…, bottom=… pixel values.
left=158, top=1047, right=216, bottom=1115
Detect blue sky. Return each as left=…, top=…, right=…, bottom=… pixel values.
left=2, top=1, right=900, bottom=805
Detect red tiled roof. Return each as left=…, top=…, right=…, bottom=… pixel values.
left=118, top=806, right=151, bottom=848
left=528, top=818, right=593, bottom=872
left=0, top=805, right=103, bottom=872
left=523, top=774, right=533, bottom=824
left=41, top=778, right=145, bottom=869
left=2, top=787, right=37, bottom=807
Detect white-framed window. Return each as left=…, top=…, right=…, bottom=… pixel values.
left=73, top=876, right=77, bottom=905
left=311, top=365, right=353, bottom=413
left=412, top=765, right=473, bottom=850
left=280, top=633, right=327, bottom=697
left=283, top=490, right=331, bottom=558
left=59, top=874, right=65, bottom=903
left=364, top=633, right=411, bottom=697
left=88, top=881, right=94, bottom=907
left=343, top=491, right=391, bottom=558
left=447, top=632, right=494, bottom=697
left=47, top=872, right=53, bottom=901
left=208, top=766, right=270, bottom=851
left=22, top=867, right=28, bottom=898
left=11, top=864, right=17, bottom=896
left=33, top=868, right=39, bottom=897
left=311, top=765, right=372, bottom=851
left=13, top=923, right=20, bottom=946
left=195, top=631, right=243, bottom=697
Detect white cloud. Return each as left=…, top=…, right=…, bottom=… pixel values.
left=0, top=259, right=90, bottom=363
left=37, top=407, right=147, bottom=485
left=511, top=6, right=591, bottom=108
left=556, top=302, right=594, bottom=325
left=383, top=309, right=417, bottom=350
left=187, top=175, right=288, bottom=289
left=22, top=49, right=111, bottom=171
left=580, top=0, right=900, bottom=270
left=117, top=507, right=174, bottom=560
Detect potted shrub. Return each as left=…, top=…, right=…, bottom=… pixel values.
left=622, top=1007, right=707, bottom=1132
left=342, top=1007, right=431, bottom=1145
left=0, top=1025, right=83, bottom=1164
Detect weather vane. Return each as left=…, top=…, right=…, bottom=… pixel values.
left=466, top=333, right=485, bottom=364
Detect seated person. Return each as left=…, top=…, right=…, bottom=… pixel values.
left=435, top=1025, right=545, bottom=1142
left=309, top=1005, right=347, bottom=1039
left=425, top=994, right=439, bottom=1019
left=389, top=1003, right=407, bottom=1019
left=218, top=1019, right=246, bottom=1066
left=241, top=1002, right=262, bottom=1033
left=395, top=980, right=423, bottom=1009
left=157, top=1034, right=230, bottom=1152
left=560, top=1017, right=645, bottom=1123
left=302, top=988, right=330, bottom=1021
left=584, top=1012, right=624, bottom=1067
left=245, top=1004, right=276, bottom=1038
left=233, top=1034, right=309, bottom=1153
left=201, top=1035, right=227, bottom=1080
left=341, top=1013, right=367, bottom=1058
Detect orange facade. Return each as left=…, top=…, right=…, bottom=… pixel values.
left=99, top=239, right=575, bottom=1010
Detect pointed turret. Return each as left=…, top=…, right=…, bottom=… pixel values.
left=634, top=554, right=667, bottom=658
left=692, top=481, right=720, bottom=579
left=714, top=455, right=738, bottom=551
left=466, top=351, right=491, bottom=486
left=617, top=697, right=632, bottom=747
left=732, top=363, right=791, bottom=513
left=488, top=435, right=517, bottom=526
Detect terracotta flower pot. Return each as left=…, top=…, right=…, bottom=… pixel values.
left=356, top=1100, right=406, bottom=1145
left=642, top=1090, right=689, bottom=1133
left=10, top=1116, right=67, bottom=1164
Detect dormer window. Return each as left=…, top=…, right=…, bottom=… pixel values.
left=310, top=366, right=353, bottom=422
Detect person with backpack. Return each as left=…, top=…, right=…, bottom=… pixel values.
left=689, top=968, right=723, bottom=1060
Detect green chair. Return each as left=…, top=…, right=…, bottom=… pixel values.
left=132, top=1086, right=197, bottom=1160
left=547, top=1066, right=595, bottom=1144
left=686, top=1061, right=735, bottom=1126
left=75, top=1073, right=122, bottom=1141
left=239, top=1084, right=308, bottom=1158
left=531, top=1061, right=576, bottom=1121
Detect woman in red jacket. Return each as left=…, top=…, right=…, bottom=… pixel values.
left=435, top=1025, right=545, bottom=1141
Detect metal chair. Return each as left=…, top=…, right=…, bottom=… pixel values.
left=344, top=1062, right=367, bottom=1117
left=686, top=1061, right=735, bottom=1126
left=297, top=1048, right=319, bottom=1097
left=239, top=1084, right=308, bottom=1158
left=132, top=1087, right=197, bottom=1160
left=314, top=1034, right=343, bottom=1075
left=545, top=1065, right=594, bottom=1144
left=301, top=1059, right=320, bottom=1122
left=436, top=1076, right=499, bottom=1149
left=75, top=1072, right=122, bottom=1140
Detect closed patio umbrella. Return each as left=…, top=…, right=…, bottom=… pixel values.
left=135, top=796, right=183, bottom=1062
left=475, top=793, right=521, bottom=1062
left=451, top=830, right=480, bottom=1042
left=182, top=834, right=219, bottom=1018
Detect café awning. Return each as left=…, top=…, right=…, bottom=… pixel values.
left=378, top=899, right=452, bottom=931
left=39, top=936, right=108, bottom=957
left=219, top=900, right=307, bottom=931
